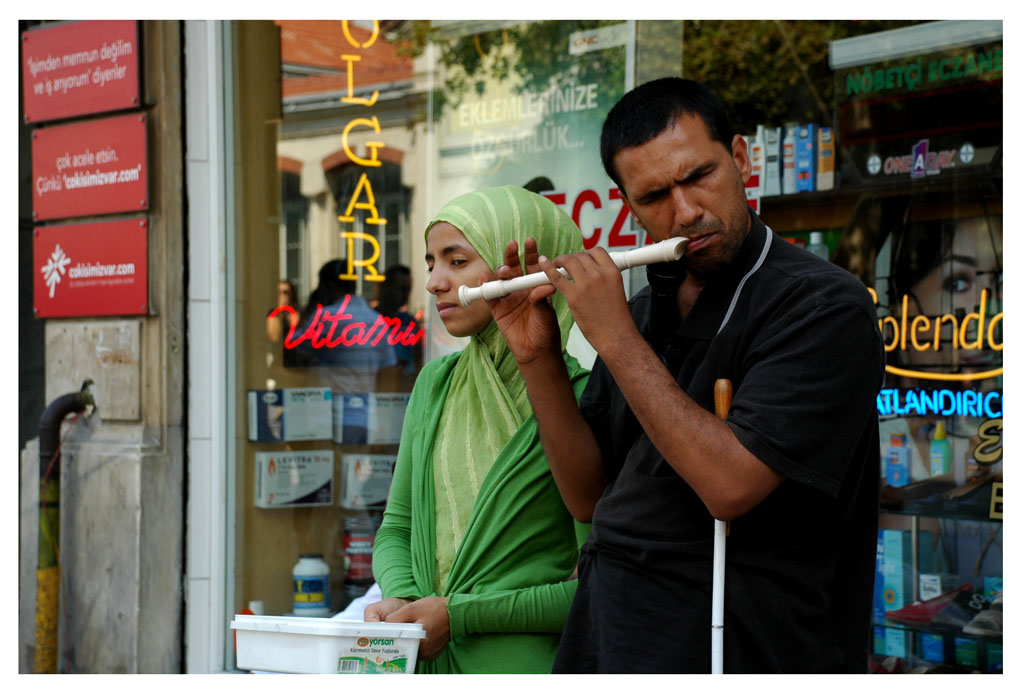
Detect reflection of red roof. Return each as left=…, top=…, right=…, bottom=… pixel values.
left=276, top=20, right=413, bottom=98
left=279, top=155, right=303, bottom=174
left=321, top=146, right=404, bottom=172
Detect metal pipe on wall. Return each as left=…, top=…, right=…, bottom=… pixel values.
left=34, top=381, right=94, bottom=674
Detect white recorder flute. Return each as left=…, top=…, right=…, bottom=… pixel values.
left=458, top=237, right=689, bottom=307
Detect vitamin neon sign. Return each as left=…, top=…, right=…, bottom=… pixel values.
left=271, top=295, right=425, bottom=350
left=868, top=287, right=1002, bottom=382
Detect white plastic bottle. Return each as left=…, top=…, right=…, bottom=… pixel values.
left=293, top=553, right=331, bottom=617
left=807, top=231, right=829, bottom=261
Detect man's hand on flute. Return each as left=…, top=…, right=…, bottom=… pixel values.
left=535, top=246, right=635, bottom=356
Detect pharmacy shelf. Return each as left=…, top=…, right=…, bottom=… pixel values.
left=871, top=621, right=1002, bottom=674
left=760, top=173, right=1002, bottom=235
left=875, top=618, right=1002, bottom=645
left=879, top=473, right=1002, bottom=523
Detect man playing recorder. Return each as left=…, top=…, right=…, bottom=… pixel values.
left=488, top=78, right=884, bottom=673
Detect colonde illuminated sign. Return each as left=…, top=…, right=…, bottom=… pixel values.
left=868, top=287, right=1002, bottom=418
left=868, top=287, right=1002, bottom=382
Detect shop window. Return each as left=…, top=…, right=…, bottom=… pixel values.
left=225, top=19, right=1000, bottom=674
left=228, top=22, right=422, bottom=663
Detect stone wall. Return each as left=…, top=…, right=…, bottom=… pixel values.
left=19, top=21, right=186, bottom=673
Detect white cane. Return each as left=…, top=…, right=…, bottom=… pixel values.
left=711, top=378, right=732, bottom=674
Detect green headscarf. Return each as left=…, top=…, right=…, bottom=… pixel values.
left=424, top=185, right=583, bottom=591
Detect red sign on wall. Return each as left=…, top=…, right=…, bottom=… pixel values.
left=34, top=218, right=149, bottom=318
left=21, top=20, right=140, bottom=124
left=32, top=113, right=148, bottom=222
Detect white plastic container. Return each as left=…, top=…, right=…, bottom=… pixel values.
left=293, top=553, right=331, bottom=617
left=231, top=615, right=427, bottom=673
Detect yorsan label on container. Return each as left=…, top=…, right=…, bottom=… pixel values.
left=21, top=20, right=140, bottom=124
left=34, top=218, right=148, bottom=318
left=32, top=113, right=148, bottom=221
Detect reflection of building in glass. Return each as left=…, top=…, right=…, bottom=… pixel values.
left=279, top=158, right=308, bottom=301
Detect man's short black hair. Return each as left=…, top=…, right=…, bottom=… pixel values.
left=600, top=77, right=735, bottom=194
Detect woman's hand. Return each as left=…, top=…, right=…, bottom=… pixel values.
left=383, top=596, right=451, bottom=661
left=488, top=238, right=563, bottom=366
left=363, top=596, right=411, bottom=622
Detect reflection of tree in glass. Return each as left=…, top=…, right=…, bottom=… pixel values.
left=681, top=20, right=924, bottom=134
left=393, top=20, right=627, bottom=124
left=392, top=19, right=923, bottom=134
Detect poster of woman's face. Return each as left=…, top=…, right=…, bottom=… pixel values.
left=885, top=215, right=1002, bottom=380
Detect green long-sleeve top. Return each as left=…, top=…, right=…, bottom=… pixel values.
left=372, top=350, right=590, bottom=673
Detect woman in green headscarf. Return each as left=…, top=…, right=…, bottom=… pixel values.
left=365, top=185, right=589, bottom=673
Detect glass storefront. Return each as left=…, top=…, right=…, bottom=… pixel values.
left=223, top=19, right=1001, bottom=673
left=228, top=20, right=417, bottom=628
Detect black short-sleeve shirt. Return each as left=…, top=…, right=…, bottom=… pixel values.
left=554, top=210, right=884, bottom=673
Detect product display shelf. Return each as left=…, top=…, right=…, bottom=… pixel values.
left=876, top=618, right=1004, bottom=647
left=760, top=176, right=1001, bottom=237
left=870, top=620, right=1002, bottom=674
left=880, top=473, right=1003, bottom=523
left=872, top=481, right=1002, bottom=674
left=872, top=593, right=1003, bottom=674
